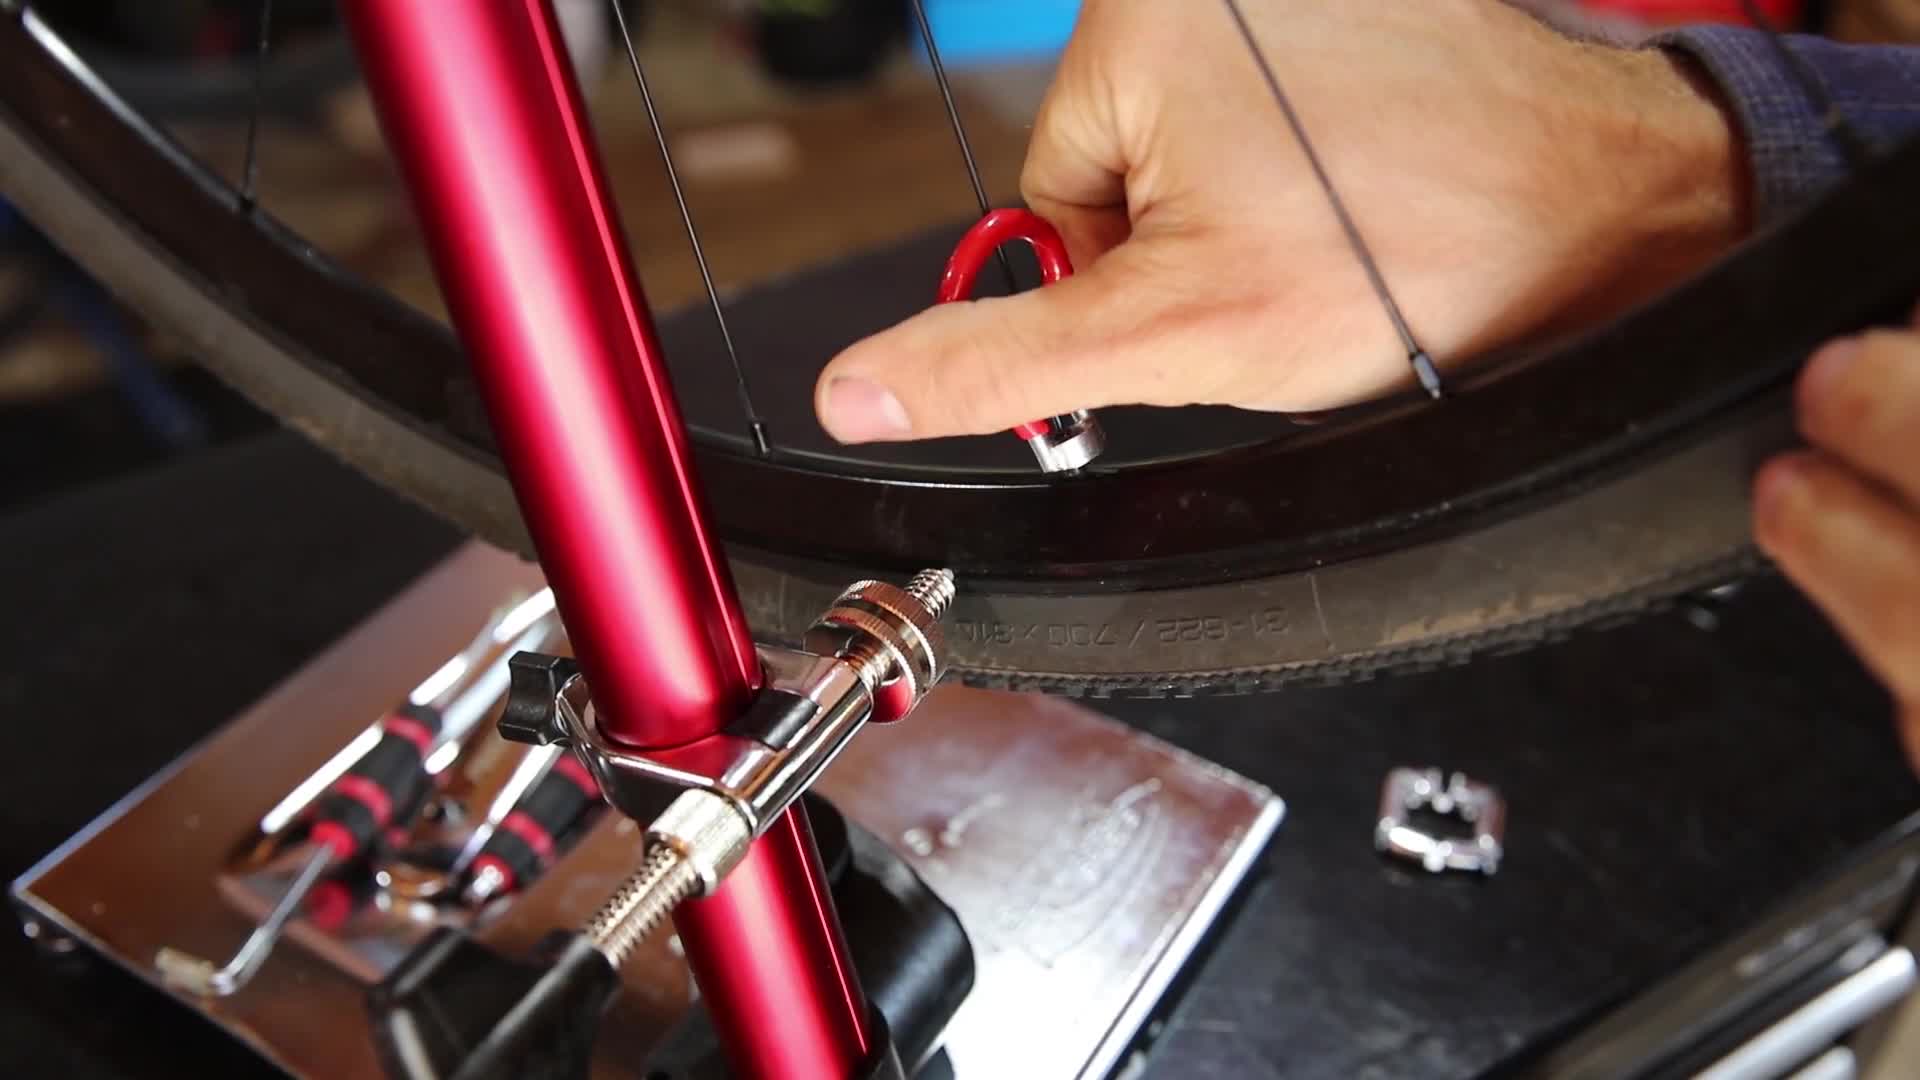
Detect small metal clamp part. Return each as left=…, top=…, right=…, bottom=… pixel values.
left=499, top=569, right=957, bottom=829
left=1374, top=767, right=1506, bottom=876
left=498, top=570, right=958, bottom=966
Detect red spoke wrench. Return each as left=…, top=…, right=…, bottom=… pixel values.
left=937, top=209, right=1107, bottom=473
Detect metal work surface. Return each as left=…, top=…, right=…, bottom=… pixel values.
left=1, top=432, right=1917, bottom=1079
left=9, top=537, right=1280, bottom=1078
left=827, top=689, right=1280, bottom=1079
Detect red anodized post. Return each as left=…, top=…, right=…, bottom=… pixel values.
left=336, top=2, right=872, bottom=1076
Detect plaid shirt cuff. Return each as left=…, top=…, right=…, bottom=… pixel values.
left=1654, top=25, right=1920, bottom=223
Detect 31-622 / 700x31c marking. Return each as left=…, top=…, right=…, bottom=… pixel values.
left=955, top=609, right=1295, bottom=651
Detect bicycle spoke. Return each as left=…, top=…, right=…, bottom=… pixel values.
left=608, top=0, right=770, bottom=456
left=1736, top=0, right=1871, bottom=168
left=237, top=0, right=273, bottom=213
left=909, top=0, right=1020, bottom=297
left=1221, top=0, right=1443, bottom=400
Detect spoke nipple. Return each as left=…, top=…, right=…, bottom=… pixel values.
left=1411, top=351, right=1445, bottom=401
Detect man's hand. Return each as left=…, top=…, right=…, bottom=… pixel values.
left=1757, top=311, right=1920, bottom=771
left=814, top=0, right=1748, bottom=443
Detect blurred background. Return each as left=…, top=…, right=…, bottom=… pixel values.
left=2, top=0, right=1916, bottom=515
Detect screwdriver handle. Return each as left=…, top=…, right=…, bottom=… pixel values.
left=304, top=871, right=378, bottom=934
left=306, top=703, right=443, bottom=863
left=466, top=755, right=602, bottom=898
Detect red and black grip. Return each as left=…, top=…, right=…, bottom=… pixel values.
left=304, top=872, right=378, bottom=934
left=307, top=702, right=443, bottom=863
left=466, top=755, right=602, bottom=897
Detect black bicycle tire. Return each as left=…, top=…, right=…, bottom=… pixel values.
left=5, top=8, right=1919, bottom=696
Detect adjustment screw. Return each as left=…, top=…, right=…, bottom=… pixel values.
left=806, top=568, right=956, bottom=722
left=903, top=568, right=956, bottom=619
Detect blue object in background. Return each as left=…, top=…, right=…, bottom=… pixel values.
left=916, top=0, right=1080, bottom=66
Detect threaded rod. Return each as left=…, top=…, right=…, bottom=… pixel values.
left=588, top=569, right=954, bottom=970
left=905, top=569, right=955, bottom=618
left=841, top=640, right=893, bottom=691
left=841, top=569, right=955, bottom=692
left=585, top=844, right=701, bottom=969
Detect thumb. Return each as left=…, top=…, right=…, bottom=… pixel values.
left=813, top=246, right=1189, bottom=443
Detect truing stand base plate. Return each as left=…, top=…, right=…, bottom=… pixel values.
left=11, top=541, right=1283, bottom=1078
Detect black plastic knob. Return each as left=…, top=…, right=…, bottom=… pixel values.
left=496, top=652, right=580, bottom=747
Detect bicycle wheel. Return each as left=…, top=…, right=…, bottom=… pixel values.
left=3, top=4, right=1918, bottom=695
left=26, top=1, right=358, bottom=121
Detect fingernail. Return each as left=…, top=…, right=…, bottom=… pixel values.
left=821, top=376, right=912, bottom=442
left=1800, top=338, right=1861, bottom=407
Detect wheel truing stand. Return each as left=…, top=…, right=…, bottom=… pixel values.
left=11, top=542, right=1286, bottom=1078
left=408, top=568, right=967, bottom=1079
